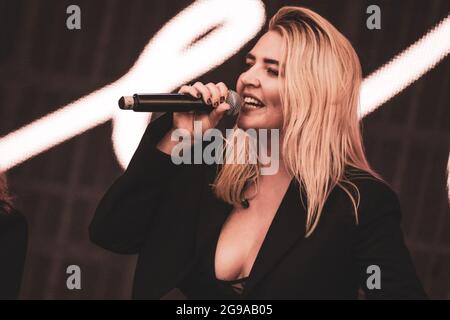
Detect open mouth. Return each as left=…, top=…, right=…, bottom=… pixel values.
left=243, top=95, right=265, bottom=109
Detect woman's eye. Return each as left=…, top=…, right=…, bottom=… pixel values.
left=243, top=62, right=278, bottom=76
left=268, top=68, right=279, bottom=76
left=244, top=62, right=253, bottom=70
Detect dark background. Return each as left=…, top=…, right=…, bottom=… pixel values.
left=0, top=0, right=448, bottom=299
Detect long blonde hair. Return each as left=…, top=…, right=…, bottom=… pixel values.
left=213, top=6, right=381, bottom=237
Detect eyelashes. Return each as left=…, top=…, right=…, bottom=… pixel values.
left=243, top=62, right=253, bottom=71
left=267, top=68, right=279, bottom=76
left=244, top=62, right=279, bottom=77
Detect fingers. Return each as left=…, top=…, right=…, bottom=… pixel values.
left=216, top=82, right=229, bottom=104
left=205, top=83, right=222, bottom=107
left=179, top=82, right=230, bottom=123
left=178, top=85, right=200, bottom=99
left=192, top=82, right=212, bottom=105
left=209, top=102, right=231, bottom=125
left=181, top=81, right=229, bottom=105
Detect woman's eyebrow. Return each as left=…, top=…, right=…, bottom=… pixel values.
left=246, top=53, right=279, bottom=66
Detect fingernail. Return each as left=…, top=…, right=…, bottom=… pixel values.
left=214, top=101, right=219, bottom=107
left=220, top=96, right=225, bottom=103
left=207, top=98, right=212, bottom=105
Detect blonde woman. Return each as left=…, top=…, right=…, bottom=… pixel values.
left=90, top=7, right=426, bottom=299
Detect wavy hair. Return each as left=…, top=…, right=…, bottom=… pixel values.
left=0, top=172, right=15, bottom=214
left=213, top=6, right=382, bottom=237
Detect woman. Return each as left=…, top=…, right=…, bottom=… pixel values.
left=0, top=173, right=28, bottom=299
left=90, top=7, right=426, bottom=299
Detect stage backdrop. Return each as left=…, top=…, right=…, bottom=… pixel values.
left=0, top=0, right=448, bottom=299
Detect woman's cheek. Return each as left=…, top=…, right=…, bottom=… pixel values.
left=271, top=112, right=284, bottom=129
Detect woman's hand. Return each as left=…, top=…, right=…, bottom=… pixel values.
left=157, top=82, right=231, bottom=155
left=173, top=81, right=231, bottom=134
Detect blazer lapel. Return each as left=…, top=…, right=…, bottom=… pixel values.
left=194, top=168, right=308, bottom=298
left=242, top=179, right=307, bottom=298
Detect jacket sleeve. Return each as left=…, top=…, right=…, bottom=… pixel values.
left=0, top=208, right=28, bottom=300
left=355, top=180, right=428, bottom=299
left=89, top=113, right=184, bottom=254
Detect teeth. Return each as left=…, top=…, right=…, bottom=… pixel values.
left=245, top=103, right=261, bottom=109
left=243, top=96, right=264, bottom=107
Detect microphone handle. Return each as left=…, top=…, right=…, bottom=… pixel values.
left=133, top=94, right=212, bottom=112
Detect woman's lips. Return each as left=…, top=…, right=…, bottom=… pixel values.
left=241, top=103, right=266, bottom=114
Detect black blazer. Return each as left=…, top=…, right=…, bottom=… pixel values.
left=90, top=113, right=426, bottom=300
left=0, top=206, right=28, bottom=299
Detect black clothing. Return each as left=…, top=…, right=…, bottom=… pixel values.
left=178, top=227, right=249, bottom=299
left=90, top=113, right=426, bottom=300
left=0, top=206, right=28, bottom=299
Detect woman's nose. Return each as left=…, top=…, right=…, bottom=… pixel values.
left=241, top=70, right=261, bottom=87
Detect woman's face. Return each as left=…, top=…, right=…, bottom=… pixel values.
left=236, top=31, right=284, bottom=130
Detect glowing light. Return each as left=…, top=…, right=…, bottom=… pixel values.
left=359, top=14, right=450, bottom=201
left=112, top=0, right=266, bottom=167
left=360, top=15, right=450, bottom=117
left=0, top=0, right=266, bottom=170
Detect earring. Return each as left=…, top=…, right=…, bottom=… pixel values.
left=240, top=196, right=250, bottom=209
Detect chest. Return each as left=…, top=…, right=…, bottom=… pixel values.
left=213, top=180, right=292, bottom=280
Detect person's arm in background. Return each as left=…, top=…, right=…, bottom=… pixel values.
left=355, top=180, right=428, bottom=299
left=0, top=208, right=28, bottom=300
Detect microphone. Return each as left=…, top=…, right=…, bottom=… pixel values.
left=118, top=90, right=242, bottom=116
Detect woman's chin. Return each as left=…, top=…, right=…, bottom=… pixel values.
left=237, top=109, right=264, bottom=130
left=236, top=117, right=260, bottom=130
left=236, top=114, right=282, bottom=131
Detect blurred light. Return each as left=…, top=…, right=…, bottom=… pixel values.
left=359, top=14, right=450, bottom=201
left=360, top=15, right=450, bottom=117
left=112, top=0, right=266, bottom=167
left=0, top=0, right=266, bottom=170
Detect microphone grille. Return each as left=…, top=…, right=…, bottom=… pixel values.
left=225, top=90, right=242, bottom=116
